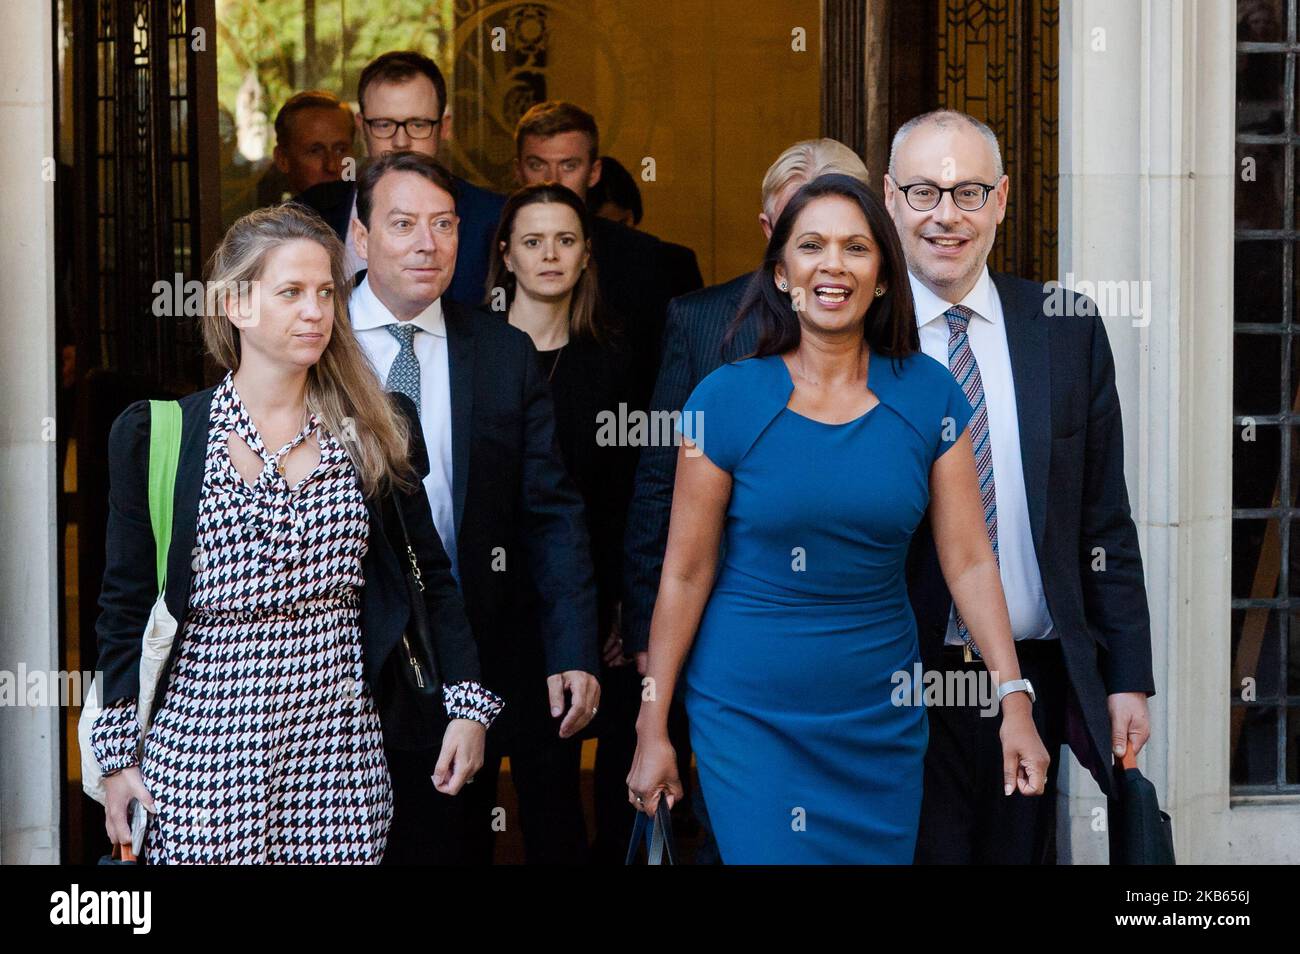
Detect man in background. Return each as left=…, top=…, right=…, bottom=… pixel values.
left=295, top=51, right=505, bottom=303
left=272, top=90, right=355, bottom=197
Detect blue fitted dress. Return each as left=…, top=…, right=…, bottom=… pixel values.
left=677, top=349, right=974, bottom=864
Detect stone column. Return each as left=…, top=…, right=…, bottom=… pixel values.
left=1059, top=0, right=1256, bottom=863
left=0, top=0, right=60, bottom=863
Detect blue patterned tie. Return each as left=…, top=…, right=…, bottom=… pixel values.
left=945, top=305, right=998, bottom=659
left=385, top=323, right=421, bottom=416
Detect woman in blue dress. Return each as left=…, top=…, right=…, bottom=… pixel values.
left=627, top=174, right=1049, bottom=863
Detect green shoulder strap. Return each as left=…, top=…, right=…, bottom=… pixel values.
left=147, top=400, right=183, bottom=596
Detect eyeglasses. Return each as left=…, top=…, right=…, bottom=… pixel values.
left=896, top=181, right=997, bottom=213
left=363, top=117, right=441, bottom=140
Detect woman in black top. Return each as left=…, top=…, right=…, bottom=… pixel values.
left=486, top=184, right=641, bottom=862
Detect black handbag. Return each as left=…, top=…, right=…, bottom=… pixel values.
left=390, top=496, right=442, bottom=700
left=625, top=798, right=678, bottom=865
left=1108, top=749, right=1176, bottom=864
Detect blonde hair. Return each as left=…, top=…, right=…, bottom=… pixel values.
left=201, top=204, right=416, bottom=498
left=761, top=139, right=870, bottom=221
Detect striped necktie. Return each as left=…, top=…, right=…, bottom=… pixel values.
left=945, top=304, right=998, bottom=659
left=385, top=322, right=421, bottom=416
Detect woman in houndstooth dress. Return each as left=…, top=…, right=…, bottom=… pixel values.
left=90, top=204, right=501, bottom=864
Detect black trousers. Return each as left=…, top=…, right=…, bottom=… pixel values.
left=383, top=744, right=468, bottom=865
left=462, top=722, right=589, bottom=865
left=384, top=678, right=589, bottom=865
left=913, top=638, right=1069, bottom=865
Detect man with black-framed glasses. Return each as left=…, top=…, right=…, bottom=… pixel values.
left=294, top=51, right=506, bottom=306
left=885, top=109, right=1155, bottom=865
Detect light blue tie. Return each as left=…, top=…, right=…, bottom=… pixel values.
left=945, top=305, right=998, bottom=659
left=385, top=323, right=421, bottom=416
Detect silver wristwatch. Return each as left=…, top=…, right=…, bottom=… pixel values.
left=996, top=678, right=1036, bottom=703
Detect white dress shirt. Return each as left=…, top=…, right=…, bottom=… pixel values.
left=350, top=276, right=458, bottom=580
left=910, top=267, right=1055, bottom=643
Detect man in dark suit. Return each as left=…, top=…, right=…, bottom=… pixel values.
left=884, top=109, right=1155, bottom=864
left=349, top=150, right=600, bottom=864
left=619, top=139, right=870, bottom=861
left=295, top=51, right=505, bottom=307
left=588, top=153, right=704, bottom=308
left=512, top=101, right=703, bottom=406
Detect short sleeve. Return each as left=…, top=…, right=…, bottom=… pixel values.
left=676, top=365, right=743, bottom=472
left=934, top=374, right=975, bottom=464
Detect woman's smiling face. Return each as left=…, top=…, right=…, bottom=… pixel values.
left=775, top=193, right=884, bottom=337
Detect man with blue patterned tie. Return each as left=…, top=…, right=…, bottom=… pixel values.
left=885, top=110, right=1156, bottom=864
left=348, top=150, right=599, bottom=864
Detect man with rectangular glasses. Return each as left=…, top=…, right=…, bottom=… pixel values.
left=885, top=109, right=1155, bottom=864
left=294, top=51, right=506, bottom=306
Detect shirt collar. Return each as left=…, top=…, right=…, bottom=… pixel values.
left=909, top=266, right=998, bottom=329
left=349, top=275, right=446, bottom=338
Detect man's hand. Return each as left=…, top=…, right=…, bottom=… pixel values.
left=1108, top=691, right=1151, bottom=759
left=601, top=630, right=629, bottom=668
left=547, top=670, right=601, bottom=738
left=602, top=602, right=631, bottom=668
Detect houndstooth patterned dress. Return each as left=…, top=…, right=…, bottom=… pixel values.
left=92, top=373, right=499, bottom=864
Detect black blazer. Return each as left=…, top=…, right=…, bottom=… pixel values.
left=439, top=300, right=600, bottom=696
left=500, top=325, right=640, bottom=647
left=590, top=217, right=704, bottom=409
left=906, top=272, right=1155, bottom=796
left=621, top=271, right=756, bottom=652
left=95, top=387, right=480, bottom=752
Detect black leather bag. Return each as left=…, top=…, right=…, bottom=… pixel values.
left=1109, top=750, right=1175, bottom=864
left=390, top=496, right=442, bottom=699
left=625, top=799, right=678, bottom=865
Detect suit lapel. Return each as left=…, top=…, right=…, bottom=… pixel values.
left=993, top=272, right=1051, bottom=553
left=444, top=301, right=476, bottom=539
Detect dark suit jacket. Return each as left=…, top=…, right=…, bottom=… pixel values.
left=906, top=272, right=1155, bottom=796
left=590, top=217, right=704, bottom=409
left=95, top=388, right=480, bottom=752
left=659, top=241, right=705, bottom=302
left=621, top=271, right=756, bottom=651
left=439, top=300, right=600, bottom=706
left=293, top=175, right=507, bottom=307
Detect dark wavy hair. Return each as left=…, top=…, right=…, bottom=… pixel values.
left=484, top=182, right=606, bottom=343
left=725, top=173, right=919, bottom=360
